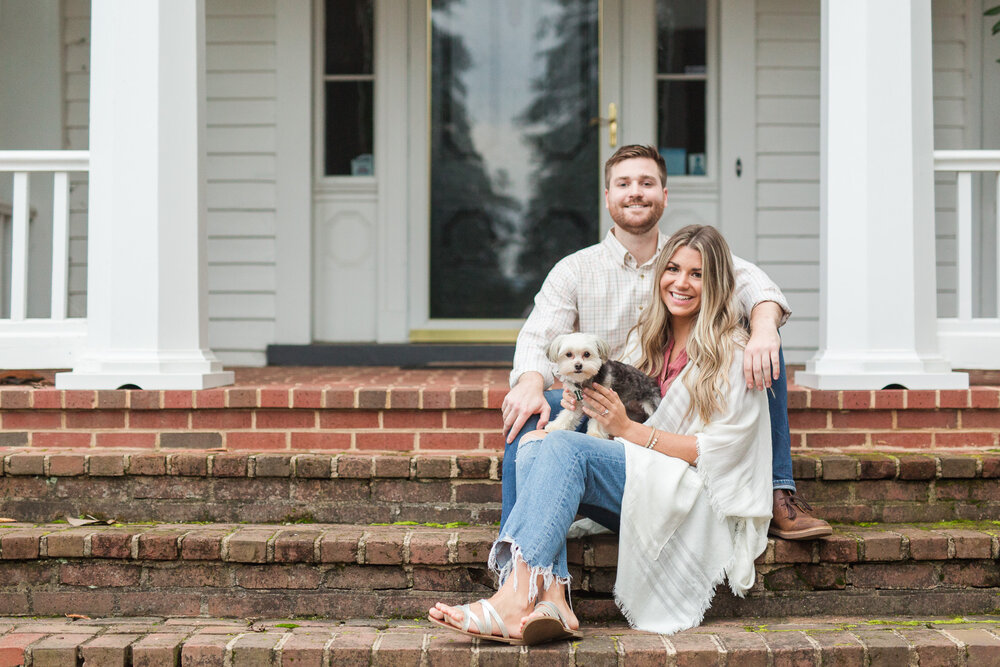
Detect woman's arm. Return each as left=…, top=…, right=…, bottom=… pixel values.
left=581, top=384, right=698, bottom=465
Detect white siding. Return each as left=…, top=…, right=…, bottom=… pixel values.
left=205, top=0, right=278, bottom=367
left=754, top=0, right=971, bottom=363
left=61, top=0, right=279, bottom=365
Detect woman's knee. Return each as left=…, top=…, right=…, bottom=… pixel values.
left=522, top=429, right=547, bottom=443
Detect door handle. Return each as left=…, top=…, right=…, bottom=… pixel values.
left=589, top=103, right=618, bottom=148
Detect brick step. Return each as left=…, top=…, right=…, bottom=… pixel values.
left=1, top=368, right=998, bottom=452
left=5, top=449, right=1000, bottom=525
left=6, top=615, right=1000, bottom=667
left=0, top=449, right=501, bottom=525
left=4, top=522, right=1000, bottom=621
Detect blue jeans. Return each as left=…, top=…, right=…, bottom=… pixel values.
left=500, top=347, right=796, bottom=530
left=490, top=430, right=626, bottom=592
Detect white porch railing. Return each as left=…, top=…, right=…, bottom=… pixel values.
left=935, top=150, right=1000, bottom=369
left=0, top=151, right=89, bottom=368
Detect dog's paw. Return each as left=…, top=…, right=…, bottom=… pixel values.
left=543, top=421, right=562, bottom=433
left=585, top=421, right=610, bottom=439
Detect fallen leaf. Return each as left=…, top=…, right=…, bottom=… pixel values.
left=0, top=518, right=15, bottom=523
left=66, top=516, right=98, bottom=526
left=66, top=614, right=91, bottom=620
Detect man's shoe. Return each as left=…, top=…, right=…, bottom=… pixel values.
left=768, top=489, right=833, bottom=540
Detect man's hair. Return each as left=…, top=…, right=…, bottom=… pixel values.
left=604, top=144, right=667, bottom=189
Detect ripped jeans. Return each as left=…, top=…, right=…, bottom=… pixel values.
left=488, top=430, right=627, bottom=599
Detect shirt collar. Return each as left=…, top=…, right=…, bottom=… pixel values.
left=602, top=228, right=666, bottom=268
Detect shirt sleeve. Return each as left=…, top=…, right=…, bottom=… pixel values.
left=510, top=257, right=580, bottom=388
left=731, top=255, right=791, bottom=327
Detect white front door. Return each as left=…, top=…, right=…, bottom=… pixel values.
left=311, top=0, right=755, bottom=343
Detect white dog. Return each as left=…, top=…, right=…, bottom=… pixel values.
left=543, top=332, right=661, bottom=439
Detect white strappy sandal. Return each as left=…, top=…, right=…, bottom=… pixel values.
left=428, top=598, right=526, bottom=645
left=521, top=600, right=583, bottom=644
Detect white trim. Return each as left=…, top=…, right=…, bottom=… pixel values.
left=0, top=319, right=87, bottom=368
left=934, top=150, right=1000, bottom=171
left=718, top=0, right=756, bottom=260
left=620, top=0, right=654, bottom=148
left=274, top=0, right=312, bottom=343
left=10, top=172, right=29, bottom=321
left=406, top=0, right=429, bottom=336
left=51, top=172, right=69, bottom=320
left=375, top=0, right=409, bottom=342
left=600, top=0, right=624, bottom=234
left=312, top=0, right=326, bottom=183
left=0, top=151, right=89, bottom=171
left=938, top=318, right=1000, bottom=369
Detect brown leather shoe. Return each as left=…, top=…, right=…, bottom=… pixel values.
left=768, top=489, right=832, bottom=540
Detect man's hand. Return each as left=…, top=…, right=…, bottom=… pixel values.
left=502, top=372, right=549, bottom=443
left=745, top=301, right=783, bottom=390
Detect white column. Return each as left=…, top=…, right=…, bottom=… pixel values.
left=795, top=0, right=967, bottom=390
left=56, top=0, right=233, bottom=390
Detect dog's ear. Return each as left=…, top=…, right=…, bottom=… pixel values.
left=547, top=334, right=567, bottom=362
left=595, top=337, right=611, bottom=361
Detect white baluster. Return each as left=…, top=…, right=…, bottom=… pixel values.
left=996, top=171, right=1000, bottom=319
left=956, top=171, right=973, bottom=321
left=51, top=172, right=69, bottom=320
left=10, top=172, right=29, bottom=321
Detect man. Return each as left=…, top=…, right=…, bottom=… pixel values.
left=501, top=144, right=830, bottom=540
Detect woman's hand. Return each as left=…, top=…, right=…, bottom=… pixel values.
left=560, top=388, right=577, bottom=412
left=581, top=382, right=633, bottom=438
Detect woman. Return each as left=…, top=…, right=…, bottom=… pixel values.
left=429, top=225, right=772, bottom=642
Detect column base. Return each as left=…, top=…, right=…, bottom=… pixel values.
left=55, top=351, right=235, bottom=390
left=795, top=351, right=969, bottom=390
left=793, top=370, right=969, bottom=391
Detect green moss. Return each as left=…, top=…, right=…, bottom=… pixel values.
left=864, top=619, right=924, bottom=626
left=369, top=521, right=470, bottom=528
left=274, top=623, right=300, bottom=629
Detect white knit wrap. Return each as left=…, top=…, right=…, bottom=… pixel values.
left=613, top=348, right=772, bottom=634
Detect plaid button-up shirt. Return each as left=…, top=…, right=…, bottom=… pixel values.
left=510, top=230, right=791, bottom=388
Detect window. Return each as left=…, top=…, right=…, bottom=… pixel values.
left=323, top=0, right=374, bottom=176
left=656, top=0, right=707, bottom=178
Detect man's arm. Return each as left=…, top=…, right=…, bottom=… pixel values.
left=732, top=256, right=791, bottom=390
left=745, top=301, right=783, bottom=390
left=503, top=259, right=579, bottom=442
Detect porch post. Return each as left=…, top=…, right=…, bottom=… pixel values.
left=56, top=0, right=233, bottom=390
left=794, top=0, right=968, bottom=390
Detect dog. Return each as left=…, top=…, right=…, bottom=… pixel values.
left=543, top=332, right=661, bottom=440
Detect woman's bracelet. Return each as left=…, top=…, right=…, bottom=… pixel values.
left=644, top=426, right=658, bottom=450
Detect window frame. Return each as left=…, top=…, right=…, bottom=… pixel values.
left=654, top=0, right=718, bottom=188
left=313, top=0, right=378, bottom=186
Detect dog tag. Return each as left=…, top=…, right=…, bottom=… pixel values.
left=573, top=389, right=583, bottom=402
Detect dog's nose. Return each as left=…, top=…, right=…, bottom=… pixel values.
left=574, top=363, right=583, bottom=371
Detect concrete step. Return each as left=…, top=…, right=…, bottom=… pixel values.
left=3, top=522, right=1000, bottom=621
left=5, top=448, right=1000, bottom=525
left=4, top=615, right=1000, bottom=666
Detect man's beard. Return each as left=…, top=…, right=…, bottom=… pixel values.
left=609, top=198, right=663, bottom=234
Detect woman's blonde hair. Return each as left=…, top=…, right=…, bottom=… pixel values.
left=632, top=225, right=746, bottom=422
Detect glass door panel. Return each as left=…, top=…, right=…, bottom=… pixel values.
left=656, top=0, right=708, bottom=178
left=429, top=0, right=600, bottom=319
